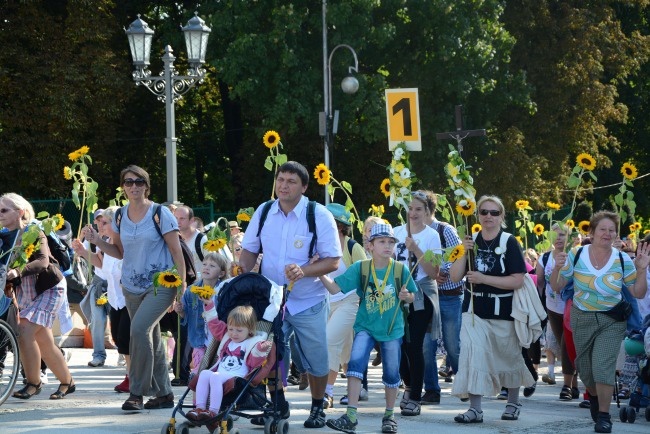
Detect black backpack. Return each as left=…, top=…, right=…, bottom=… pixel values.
left=45, top=232, right=73, bottom=274
left=256, top=199, right=318, bottom=259
left=115, top=204, right=197, bottom=285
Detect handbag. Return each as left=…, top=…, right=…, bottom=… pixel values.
left=602, top=298, right=633, bottom=322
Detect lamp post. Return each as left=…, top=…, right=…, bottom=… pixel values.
left=125, top=13, right=211, bottom=205
left=321, top=0, right=360, bottom=205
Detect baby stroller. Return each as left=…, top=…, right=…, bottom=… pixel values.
left=162, top=272, right=287, bottom=434
left=618, top=330, right=650, bottom=424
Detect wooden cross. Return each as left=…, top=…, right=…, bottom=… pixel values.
left=435, top=105, right=486, bottom=154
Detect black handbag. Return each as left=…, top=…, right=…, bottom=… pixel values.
left=602, top=299, right=633, bottom=322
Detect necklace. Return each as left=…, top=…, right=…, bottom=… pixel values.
left=481, top=231, right=499, bottom=251
left=590, top=247, right=610, bottom=269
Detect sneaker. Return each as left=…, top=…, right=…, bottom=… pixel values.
left=523, top=383, right=536, bottom=397
left=542, top=373, right=556, bottom=385
left=444, top=374, right=453, bottom=383
left=571, top=386, right=579, bottom=400
left=114, top=375, right=129, bottom=393
left=87, top=358, right=105, bottom=367
left=299, top=373, right=310, bottom=391
left=171, top=378, right=188, bottom=387
left=497, top=388, right=508, bottom=400
left=359, top=388, right=368, bottom=401
left=63, top=349, right=72, bottom=363
left=339, top=394, right=349, bottom=405
left=304, top=406, right=326, bottom=428
left=40, top=371, right=49, bottom=385
left=144, top=392, right=175, bottom=409
left=323, top=393, right=334, bottom=409
left=372, top=353, right=382, bottom=366
left=421, top=390, right=441, bottom=405
left=326, top=414, right=357, bottom=433
left=287, top=375, right=300, bottom=386
left=594, top=412, right=612, bottom=433
left=117, top=354, right=126, bottom=367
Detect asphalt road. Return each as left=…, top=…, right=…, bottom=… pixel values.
left=1, top=348, right=648, bottom=433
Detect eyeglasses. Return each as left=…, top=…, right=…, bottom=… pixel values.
left=479, top=209, right=501, bottom=217
left=123, top=178, right=146, bottom=187
left=0, top=208, right=16, bottom=214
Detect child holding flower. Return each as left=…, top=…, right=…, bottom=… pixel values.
left=174, top=252, right=230, bottom=375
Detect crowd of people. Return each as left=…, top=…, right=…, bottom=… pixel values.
left=1, top=161, right=649, bottom=434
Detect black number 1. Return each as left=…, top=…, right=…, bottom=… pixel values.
left=392, top=98, right=412, bottom=136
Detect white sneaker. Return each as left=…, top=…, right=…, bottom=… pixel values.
left=359, top=388, right=368, bottom=401
left=117, top=354, right=126, bottom=367
left=40, top=371, right=49, bottom=385
left=63, top=349, right=72, bottom=363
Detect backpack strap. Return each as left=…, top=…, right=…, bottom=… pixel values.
left=541, top=251, right=551, bottom=269
left=255, top=200, right=275, bottom=254
left=347, top=237, right=357, bottom=258
left=572, top=247, right=584, bottom=267
left=306, top=201, right=317, bottom=259
left=359, top=259, right=371, bottom=301
left=394, top=260, right=404, bottom=290
left=435, top=222, right=448, bottom=249
left=151, top=204, right=164, bottom=238
left=195, top=233, right=205, bottom=262
left=115, top=207, right=123, bottom=231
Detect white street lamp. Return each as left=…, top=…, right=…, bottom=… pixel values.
left=320, top=1, right=360, bottom=205
left=125, top=13, right=211, bottom=204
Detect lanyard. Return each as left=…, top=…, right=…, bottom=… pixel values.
left=371, top=258, right=393, bottom=315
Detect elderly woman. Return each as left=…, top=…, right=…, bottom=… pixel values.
left=550, top=211, right=649, bottom=433
left=84, top=165, right=186, bottom=411
left=450, top=195, right=533, bottom=423
left=0, top=193, right=74, bottom=400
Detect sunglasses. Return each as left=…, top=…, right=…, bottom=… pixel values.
left=123, top=178, right=146, bottom=187
left=479, top=209, right=501, bottom=217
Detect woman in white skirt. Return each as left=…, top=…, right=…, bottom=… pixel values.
left=449, top=195, right=534, bottom=423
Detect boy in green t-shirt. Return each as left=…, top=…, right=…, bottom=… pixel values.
left=319, top=223, right=417, bottom=433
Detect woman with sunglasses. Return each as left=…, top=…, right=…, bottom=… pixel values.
left=449, top=195, right=533, bottom=423
left=83, top=165, right=186, bottom=412
left=0, top=193, right=75, bottom=401
left=392, top=190, right=441, bottom=417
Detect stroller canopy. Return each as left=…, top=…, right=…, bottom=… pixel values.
left=216, top=272, right=282, bottom=323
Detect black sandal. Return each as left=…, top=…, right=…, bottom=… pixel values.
left=13, top=381, right=42, bottom=399
left=50, top=379, right=76, bottom=400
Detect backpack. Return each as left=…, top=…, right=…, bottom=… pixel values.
left=45, top=232, right=73, bottom=275
left=346, top=237, right=360, bottom=257
left=195, top=233, right=206, bottom=262
left=256, top=199, right=318, bottom=258
left=115, top=204, right=197, bottom=285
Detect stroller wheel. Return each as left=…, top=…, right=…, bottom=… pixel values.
left=264, top=418, right=289, bottom=434
left=277, top=419, right=289, bottom=434
left=619, top=406, right=628, bottom=423
left=176, top=422, right=192, bottom=434
left=229, top=429, right=241, bottom=434
left=160, top=422, right=174, bottom=434
left=626, top=406, right=636, bottom=424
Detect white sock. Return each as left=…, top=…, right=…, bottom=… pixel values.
left=325, top=384, right=334, bottom=396
left=548, top=364, right=555, bottom=375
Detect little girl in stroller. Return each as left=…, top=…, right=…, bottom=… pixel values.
left=187, top=305, right=271, bottom=423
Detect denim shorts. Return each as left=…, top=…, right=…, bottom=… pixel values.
left=282, top=299, right=329, bottom=377
left=347, top=330, right=402, bottom=388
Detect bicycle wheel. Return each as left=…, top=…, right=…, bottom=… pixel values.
left=0, top=319, right=19, bottom=405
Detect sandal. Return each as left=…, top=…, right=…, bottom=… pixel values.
left=50, top=379, right=76, bottom=400
left=399, top=390, right=410, bottom=410
left=501, top=402, right=522, bottom=420
left=13, top=381, right=42, bottom=400
left=400, top=399, right=421, bottom=416
left=617, top=387, right=630, bottom=400
left=594, top=412, right=612, bottom=433
left=326, top=414, right=358, bottom=433
left=122, top=393, right=144, bottom=411
left=454, top=407, right=483, bottom=424
left=381, top=414, right=398, bottom=433
left=559, top=385, right=572, bottom=401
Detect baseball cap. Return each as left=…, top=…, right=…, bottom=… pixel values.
left=228, top=221, right=241, bottom=229
left=93, top=208, right=105, bottom=220
left=368, top=223, right=398, bottom=243
left=326, top=203, right=351, bottom=226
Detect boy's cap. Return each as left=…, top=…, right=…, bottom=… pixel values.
left=228, top=221, right=241, bottom=229
left=326, top=203, right=351, bottom=226
left=368, top=223, right=398, bottom=243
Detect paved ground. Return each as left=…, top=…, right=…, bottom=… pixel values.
left=1, top=348, right=648, bottom=433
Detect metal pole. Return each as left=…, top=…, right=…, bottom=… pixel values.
left=322, top=0, right=330, bottom=205
left=162, top=46, right=178, bottom=204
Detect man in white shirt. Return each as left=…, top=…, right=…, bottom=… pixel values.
left=241, top=161, right=341, bottom=429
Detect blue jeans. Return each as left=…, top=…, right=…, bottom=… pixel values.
left=347, top=331, right=402, bottom=388
left=424, top=293, right=463, bottom=392
left=88, top=276, right=109, bottom=362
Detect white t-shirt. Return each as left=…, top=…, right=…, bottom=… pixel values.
left=393, top=225, right=441, bottom=281
left=541, top=252, right=566, bottom=315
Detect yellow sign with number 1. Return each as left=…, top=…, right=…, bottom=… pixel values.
left=385, top=88, right=421, bottom=151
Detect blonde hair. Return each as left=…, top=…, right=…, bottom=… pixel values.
left=203, top=252, right=231, bottom=279
left=102, top=206, right=120, bottom=223
left=362, top=216, right=384, bottom=236
left=0, top=193, right=35, bottom=225
left=476, top=195, right=507, bottom=228
left=227, top=305, right=257, bottom=335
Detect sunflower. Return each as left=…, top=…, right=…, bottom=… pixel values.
left=96, top=293, right=108, bottom=306
left=157, top=271, right=182, bottom=288
left=63, top=166, right=73, bottom=180
left=68, top=151, right=80, bottom=161
left=633, top=222, right=642, bottom=231
left=190, top=285, right=215, bottom=299
left=578, top=220, right=590, bottom=235
left=455, top=200, right=476, bottom=217
left=515, top=236, right=523, bottom=245
left=533, top=224, right=544, bottom=236
left=546, top=201, right=560, bottom=211
left=380, top=179, right=391, bottom=198
left=629, top=233, right=636, bottom=240
left=621, top=162, right=638, bottom=181
left=24, top=244, right=35, bottom=259
left=53, top=214, right=65, bottom=232
left=77, top=145, right=90, bottom=156
left=263, top=130, right=281, bottom=149
left=204, top=239, right=227, bottom=252
left=313, top=163, right=331, bottom=186
left=576, top=153, right=596, bottom=171
left=448, top=244, right=465, bottom=262
left=645, top=229, right=650, bottom=235
left=630, top=224, right=637, bottom=233
left=566, top=219, right=575, bottom=229
left=515, top=200, right=529, bottom=210
left=471, top=223, right=482, bottom=233
left=236, top=212, right=251, bottom=222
